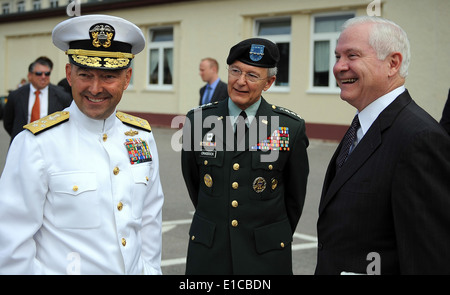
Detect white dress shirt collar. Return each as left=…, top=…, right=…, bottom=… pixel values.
left=356, top=85, right=406, bottom=142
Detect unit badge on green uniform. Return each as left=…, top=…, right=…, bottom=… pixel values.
left=253, top=177, right=267, bottom=193
left=124, top=138, right=152, bottom=164
left=204, top=174, right=213, bottom=187
left=200, top=132, right=217, bottom=158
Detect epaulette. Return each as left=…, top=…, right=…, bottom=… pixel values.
left=271, top=105, right=303, bottom=120
left=24, top=111, right=70, bottom=135
left=188, top=101, right=219, bottom=114
left=116, top=111, right=151, bottom=132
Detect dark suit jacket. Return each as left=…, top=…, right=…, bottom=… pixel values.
left=316, top=90, right=450, bottom=275
left=198, top=80, right=228, bottom=105
left=439, top=88, right=450, bottom=135
left=182, top=98, right=309, bottom=274
left=3, top=84, right=72, bottom=142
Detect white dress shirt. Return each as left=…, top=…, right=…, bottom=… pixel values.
left=0, top=102, right=164, bottom=275
left=356, top=85, right=406, bottom=145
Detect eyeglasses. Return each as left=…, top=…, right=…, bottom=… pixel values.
left=34, top=71, right=51, bottom=77
left=227, top=67, right=267, bottom=83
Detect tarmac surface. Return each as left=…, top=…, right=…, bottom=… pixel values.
left=0, top=123, right=338, bottom=275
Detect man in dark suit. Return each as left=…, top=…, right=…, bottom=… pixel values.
left=439, top=89, right=450, bottom=135
left=182, top=38, right=309, bottom=274
left=198, top=57, right=228, bottom=105
left=3, top=57, right=72, bottom=142
left=316, top=16, right=450, bottom=275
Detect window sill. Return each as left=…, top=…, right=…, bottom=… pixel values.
left=145, top=85, right=174, bottom=92
left=306, top=88, right=341, bottom=95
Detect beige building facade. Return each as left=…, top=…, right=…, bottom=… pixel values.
left=1, top=0, right=449, bottom=139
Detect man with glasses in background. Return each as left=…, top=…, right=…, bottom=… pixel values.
left=182, top=38, right=309, bottom=274
left=3, top=56, right=72, bottom=143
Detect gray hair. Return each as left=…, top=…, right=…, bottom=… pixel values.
left=267, top=66, right=278, bottom=77
left=342, top=16, right=410, bottom=78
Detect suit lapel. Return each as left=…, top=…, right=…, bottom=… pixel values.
left=47, top=85, right=55, bottom=113
left=19, top=85, right=31, bottom=120
left=319, top=90, right=412, bottom=214
left=319, top=124, right=382, bottom=214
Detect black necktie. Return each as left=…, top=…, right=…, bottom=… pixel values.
left=336, top=114, right=360, bottom=169
left=234, top=111, right=248, bottom=150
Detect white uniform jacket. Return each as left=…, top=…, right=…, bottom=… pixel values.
left=0, top=102, right=164, bottom=274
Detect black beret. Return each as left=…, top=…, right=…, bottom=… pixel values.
left=226, top=38, right=280, bottom=68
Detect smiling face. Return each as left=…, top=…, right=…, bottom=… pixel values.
left=333, top=23, right=400, bottom=111
left=28, top=63, right=51, bottom=90
left=66, top=64, right=131, bottom=120
left=227, top=60, right=276, bottom=110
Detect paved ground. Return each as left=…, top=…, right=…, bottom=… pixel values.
left=0, top=124, right=338, bottom=275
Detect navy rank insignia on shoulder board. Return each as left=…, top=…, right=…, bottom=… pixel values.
left=116, top=111, right=151, bottom=132
left=24, top=111, right=70, bottom=135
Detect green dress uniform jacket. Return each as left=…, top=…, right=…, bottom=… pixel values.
left=181, top=98, right=309, bottom=274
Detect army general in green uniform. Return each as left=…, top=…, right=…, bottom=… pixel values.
left=181, top=38, right=309, bottom=274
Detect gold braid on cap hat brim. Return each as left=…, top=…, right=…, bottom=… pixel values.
left=66, top=49, right=135, bottom=59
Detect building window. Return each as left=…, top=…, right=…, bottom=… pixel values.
left=17, top=1, right=25, bottom=12
left=2, top=3, right=10, bottom=14
left=148, top=27, right=174, bottom=89
left=33, top=0, right=41, bottom=10
left=310, top=13, right=354, bottom=92
left=255, top=18, right=291, bottom=90
left=50, top=0, right=59, bottom=8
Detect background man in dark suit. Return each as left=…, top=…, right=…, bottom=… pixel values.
left=439, top=89, right=450, bottom=135
left=198, top=57, right=228, bottom=105
left=182, top=38, right=309, bottom=274
left=316, top=16, right=450, bottom=275
left=3, top=56, right=72, bottom=142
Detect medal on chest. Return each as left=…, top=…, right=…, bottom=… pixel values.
left=251, top=127, right=290, bottom=151
left=124, top=138, right=152, bottom=164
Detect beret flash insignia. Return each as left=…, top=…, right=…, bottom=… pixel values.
left=249, top=44, right=265, bottom=62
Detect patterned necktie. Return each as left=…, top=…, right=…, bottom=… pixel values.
left=336, top=114, right=360, bottom=169
left=31, top=90, right=41, bottom=122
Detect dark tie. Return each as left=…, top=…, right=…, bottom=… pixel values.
left=336, top=114, right=360, bottom=169
left=234, top=111, right=248, bottom=149
left=202, top=85, right=212, bottom=104
left=31, top=90, right=41, bottom=122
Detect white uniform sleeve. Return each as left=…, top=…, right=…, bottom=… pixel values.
left=0, top=131, right=47, bottom=274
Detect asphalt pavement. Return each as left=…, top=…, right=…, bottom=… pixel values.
left=0, top=123, right=338, bottom=275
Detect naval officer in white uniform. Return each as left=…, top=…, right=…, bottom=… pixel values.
left=0, top=15, right=164, bottom=275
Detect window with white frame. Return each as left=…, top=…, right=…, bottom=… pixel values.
left=310, top=13, right=354, bottom=92
left=50, top=0, right=59, bottom=8
left=2, top=3, right=10, bottom=14
left=148, top=27, right=173, bottom=89
left=32, top=0, right=41, bottom=10
left=17, top=1, right=25, bottom=12
left=255, top=18, right=291, bottom=90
